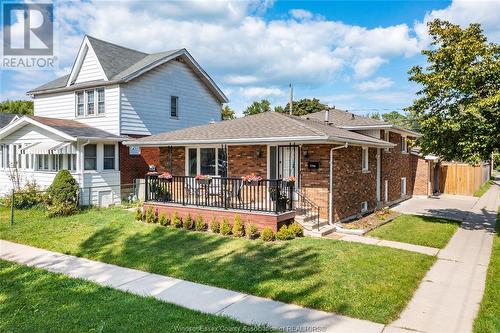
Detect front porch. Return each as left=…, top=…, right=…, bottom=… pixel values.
left=144, top=174, right=296, bottom=231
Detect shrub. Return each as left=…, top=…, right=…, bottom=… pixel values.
left=183, top=214, right=194, bottom=230
left=145, top=207, right=156, bottom=224
left=259, top=227, right=275, bottom=242
left=158, top=213, right=168, bottom=226
left=135, top=206, right=143, bottom=221
left=210, top=218, right=220, bottom=233
left=172, top=212, right=182, bottom=228
left=4, top=181, right=44, bottom=209
left=220, top=218, right=232, bottom=235
left=195, top=215, right=206, bottom=231
left=45, top=170, right=79, bottom=217
left=276, top=225, right=295, bottom=240
left=288, top=222, right=304, bottom=237
left=232, top=215, right=245, bottom=237
left=245, top=223, right=259, bottom=239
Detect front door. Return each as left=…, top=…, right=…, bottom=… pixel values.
left=269, top=145, right=299, bottom=183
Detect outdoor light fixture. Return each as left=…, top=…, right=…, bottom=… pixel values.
left=255, top=147, right=262, bottom=158
left=303, top=148, right=309, bottom=159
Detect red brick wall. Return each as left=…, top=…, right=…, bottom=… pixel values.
left=300, top=144, right=330, bottom=218
left=159, top=147, right=186, bottom=175
left=380, top=131, right=417, bottom=203
left=414, top=157, right=430, bottom=196
left=332, top=145, right=377, bottom=222
left=227, top=145, right=267, bottom=178
left=120, top=143, right=160, bottom=186
left=143, top=203, right=294, bottom=232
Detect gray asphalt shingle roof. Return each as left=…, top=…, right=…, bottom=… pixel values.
left=0, top=113, right=17, bottom=128
left=29, top=116, right=124, bottom=139
left=303, top=108, right=389, bottom=127
left=129, top=112, right=392, bottom=147
left=28, top=37, right=182, bottom=94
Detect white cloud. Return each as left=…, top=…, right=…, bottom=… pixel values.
left=415, top=0, right=500, bottom=46
left=240, top=86, right=283, bottom=98
left=355, top=77, right=394, bottom=91
left=353, top=57, right=387, bottom=79
left=289, top=9, right=313, bottom=20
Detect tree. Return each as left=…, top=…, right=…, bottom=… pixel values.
left=407, top=19, right=500, bottom=164
left=243, top=99, right=271, bottom=116
left=221, top=105, right=235, bottom=120
left=277, top=98, right=327, bottom=116
left=273, top=105, right=285, bottom=113
left=0, top=100, right=33, bottom=115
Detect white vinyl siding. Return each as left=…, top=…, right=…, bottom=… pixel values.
left=120, top=60, right=221, bottom=135
left=34, top=86, right=120, bottom=135
left=74, top=46, right=106, bottom=83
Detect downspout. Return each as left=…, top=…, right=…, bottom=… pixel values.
left=80, top=140, right=90, bottom=205
left=329, top=143, right=348, bottom=226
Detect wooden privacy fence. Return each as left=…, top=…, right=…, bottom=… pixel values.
left=438, top=162, right=491, bottom=196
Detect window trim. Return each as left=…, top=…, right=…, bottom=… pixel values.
left=401, top=135, right=408, bottom=154
left=361, top=147, right=369, bottom=172
left=75, top=88, right=105, bottom=118
left=185, top=146, right=227, bottom=177
left=384, top=131, right=391, bottom=152
left=84, top=144, right=97, bottom=170
left=170, top=95, right=179, bottom=119
left=103, top=144, right=116, bottom=170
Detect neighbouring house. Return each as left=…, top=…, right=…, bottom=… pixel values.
left=0, top=113, right=18, bottom=128
left=124, top=109, right=423, bottom=235
left=0, top=35, right=227, bottom=205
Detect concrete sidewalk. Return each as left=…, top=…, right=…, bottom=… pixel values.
left=328, top=233, right=440, bottom=256
left=0, top=239, right=384, bottom=333
left=386, top=176, right=499, bottom=333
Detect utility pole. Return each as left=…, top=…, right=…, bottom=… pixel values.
left=289, top=83, right=293, bottom=115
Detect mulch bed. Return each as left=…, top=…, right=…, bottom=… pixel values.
left=339, top=209, right=400, bottom=231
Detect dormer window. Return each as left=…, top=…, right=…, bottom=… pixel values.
left=75, top=88, right=105, bottom=117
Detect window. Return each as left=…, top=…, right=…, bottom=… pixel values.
left=200, top=148, right=216, bottom=175
left=51, top=154, right=64, bottom=171
left=68, top=154, right=76, bottom=171
left=37, top=155, right=50, bottom=171
left=86, top=90, right=95, bottom=115
left=103, top=144, right=115, bottom=170
left=361, top=201, right=368, bottom=213
left=84, top=144, right=97, bottom=170
left=97, top=88, right=105, bottom=114
left=0, top=144, right=6, bottom=168
left=401, top=177, right=407, bottom=196
left=361, top=147, right=369, bottom=171
left=76, top=91, right=84, bottom=116
left=170, top=96, right=178, bottom=118
left=401, top=136, right=408, bottom=153
left=188, top=148, right=197, bottom=176
left=384, top=131, right=391, bottom=152
left=186, top=147, right=227, bottom=176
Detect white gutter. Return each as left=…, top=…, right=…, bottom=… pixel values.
left=329, top=143, right=348, bottom=226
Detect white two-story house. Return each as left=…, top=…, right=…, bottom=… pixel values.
left=0, top=35, right=227, bottom=206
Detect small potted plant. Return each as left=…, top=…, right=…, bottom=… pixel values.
left=195, top=174, right=212, bottom=185
left=283, top=175, right=296, bottom=187
left=242, top=173, right=262, bottom=186
left=146, top=165, right=159, bottom=176
left=158, top=172, right=173, bottom=182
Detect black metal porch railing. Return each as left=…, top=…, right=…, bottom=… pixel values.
left=295, top=190, right=321, bottom=230
left=145, top=175, right=294, bottom=214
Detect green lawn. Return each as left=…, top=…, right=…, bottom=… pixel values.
left=474, top=179, right=493, bottom=197
left=473, top=208, right=500, bottom=333
left=0, top=207, right=436, bottom=324
left=368, top=214, right=460, bottom=248
left=0, top=260, right=271, bottom=333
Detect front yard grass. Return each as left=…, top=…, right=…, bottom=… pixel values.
left=367, top=214, right=460, bottom=248
left=0, top=259, right=271, bottom=332
left=0, top=207, right=436, bottom=324
left=473, top=208, right=500, bottom=333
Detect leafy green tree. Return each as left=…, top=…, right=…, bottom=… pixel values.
left=221, top=105, right=235, bottom=120
left=273, top=105, right=285, bottom=113
left=278, top=98, right=327, bottom=116
left=0, top=100, right=33, bottom=115
left=243, top=99, right=271, bottom=116
left=407, top=19, right=500, bottom=163
left=367, top=112, right=382, bottom=120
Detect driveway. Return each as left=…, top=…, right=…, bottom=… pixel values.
left=392, top=194, right=478, bottom=223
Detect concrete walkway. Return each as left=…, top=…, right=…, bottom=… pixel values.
left=386, top=176, right=499, bottom=333
left=327, top=233, right=440, bottom=256
left=0, top=239, right=384, bottom=333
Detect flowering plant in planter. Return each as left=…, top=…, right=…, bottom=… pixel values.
left=158, top=172, right=173, bottom=182
left=146, top=171, right=159, bottom=176
left=242, top=173, right=262, bottom=185
left=283, top=176, right=296, bottom=186
left=195, top=174, right=212, bottom=184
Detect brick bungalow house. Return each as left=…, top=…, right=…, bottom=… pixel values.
left=125, top=109, right=432, bottom=235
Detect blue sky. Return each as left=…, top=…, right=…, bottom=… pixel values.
left=1, top=0, right=499, bottom=116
